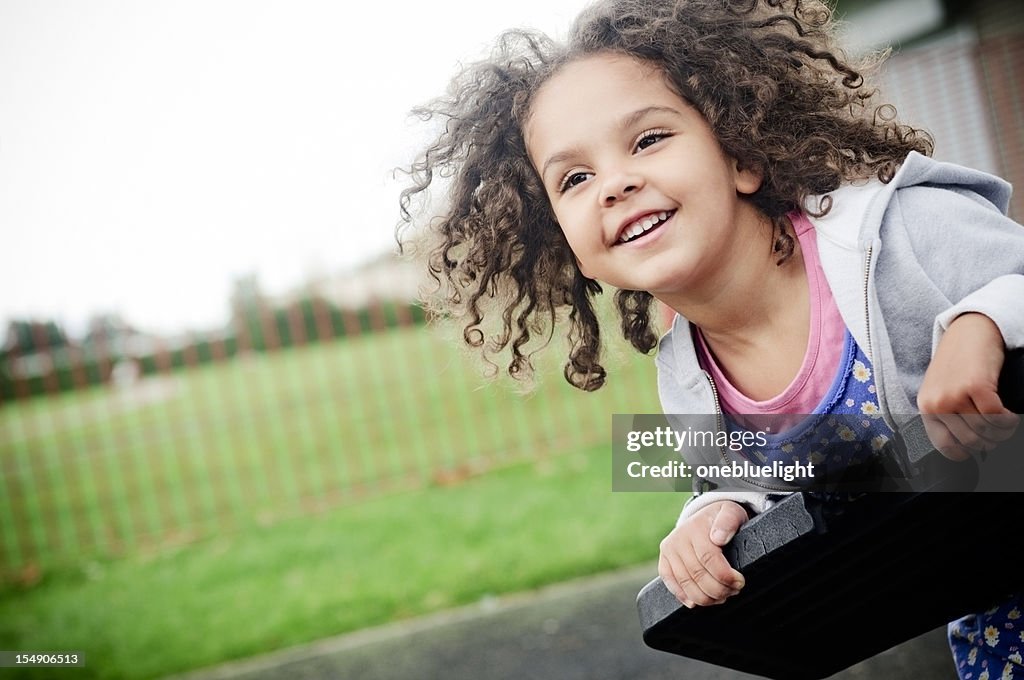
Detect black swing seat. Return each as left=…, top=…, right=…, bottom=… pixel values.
left=637, top=350, right=1024, bottom=680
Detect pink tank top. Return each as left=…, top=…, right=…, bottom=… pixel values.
left=696, top=212, right=847, bottom=416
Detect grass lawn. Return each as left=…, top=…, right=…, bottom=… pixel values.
left=0, top=323, right=662, bottom=573
left=0, top=443, right=686, bottom=680
left=0, top=321, right=682, bottom=678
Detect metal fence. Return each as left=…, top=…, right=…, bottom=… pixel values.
left=0, top=290, right=663, bottom=578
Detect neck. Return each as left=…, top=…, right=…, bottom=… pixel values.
left=657, top=211, right=807, bottom=350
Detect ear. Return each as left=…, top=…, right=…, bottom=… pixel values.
left=732, top=159, right=763, bottom=196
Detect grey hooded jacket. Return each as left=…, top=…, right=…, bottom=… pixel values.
left=656, top=151, right=1024, bottom=521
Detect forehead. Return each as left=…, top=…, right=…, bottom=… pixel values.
left=526, top=53, right=682, bottom=158
left=537, top=53, right=668, bottom=106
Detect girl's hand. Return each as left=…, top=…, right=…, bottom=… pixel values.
left=918, top=313, right=1020, bottom=460
left=658, top=500, right=748, bottom=608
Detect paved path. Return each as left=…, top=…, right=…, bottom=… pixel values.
left=168, top=564, right=957, bottom=680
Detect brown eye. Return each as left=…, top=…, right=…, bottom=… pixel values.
left=560, top=172, right=591, bottom=192
left=636, top=133, right=666, bottom=151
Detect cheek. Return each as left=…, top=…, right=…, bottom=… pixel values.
left=554, top=220, right=596, bottom=278
left=557, top=223, right=579, bottom=251
left=572, top=255, right=595, bottom=280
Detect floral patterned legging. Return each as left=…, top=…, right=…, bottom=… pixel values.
left=949, top=594, right=1024, bottom=680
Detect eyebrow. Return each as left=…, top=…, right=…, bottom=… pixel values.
left=620, top=105, right=681, bottom=132
left=539, top=105, right=683, bottom=182
left=540, top=148, right=584, bottom=184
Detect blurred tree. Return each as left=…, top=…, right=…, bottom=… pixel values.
left=1, top=319, right=70, bottom=355
left=82, top=313, right=138, bottom=345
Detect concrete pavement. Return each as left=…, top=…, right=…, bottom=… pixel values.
left=167, top=564, right=958, bottom=680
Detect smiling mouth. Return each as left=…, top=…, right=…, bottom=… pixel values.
left=617, top=210, right=676, bottom=244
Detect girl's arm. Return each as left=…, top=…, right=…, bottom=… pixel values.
left=884, top=180, right=1024, bottom=459
left=658, top=500, right=748, bottom=607
left=918, top=312, right=1020, bottom=460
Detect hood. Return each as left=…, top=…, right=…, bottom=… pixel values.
left=809, top=151, right=1012, bottom=250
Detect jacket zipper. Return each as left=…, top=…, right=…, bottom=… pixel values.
left=862, top=244, right=899, bottom=433
left=702, top=370, right=792, bottom=492
left=862, top=244, right=874, bottom=364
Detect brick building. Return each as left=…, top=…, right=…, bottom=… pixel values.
left=855, top=0, right=1023, bottom=219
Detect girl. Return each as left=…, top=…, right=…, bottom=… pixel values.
left=399, top=0, right=1024, bottom=676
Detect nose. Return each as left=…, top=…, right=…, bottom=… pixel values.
left=600, top=170, right=644, bottom=207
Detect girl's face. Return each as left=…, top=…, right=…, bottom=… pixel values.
left=525, top=53, right=763, bottom=302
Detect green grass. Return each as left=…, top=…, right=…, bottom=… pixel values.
left=0, top=320, right=678, bottom=678
left=0, top=443, right=686, bottom=680
left=0, top=324, right=662, bottom=574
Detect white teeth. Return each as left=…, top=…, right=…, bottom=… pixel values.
left=619, top=210, right=674, bottom=243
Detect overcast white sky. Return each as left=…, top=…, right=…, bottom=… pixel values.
left=0, top=0, right=591, bottom=336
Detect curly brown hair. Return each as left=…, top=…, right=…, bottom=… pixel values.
left=398, top=0, right=933, bottom=392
